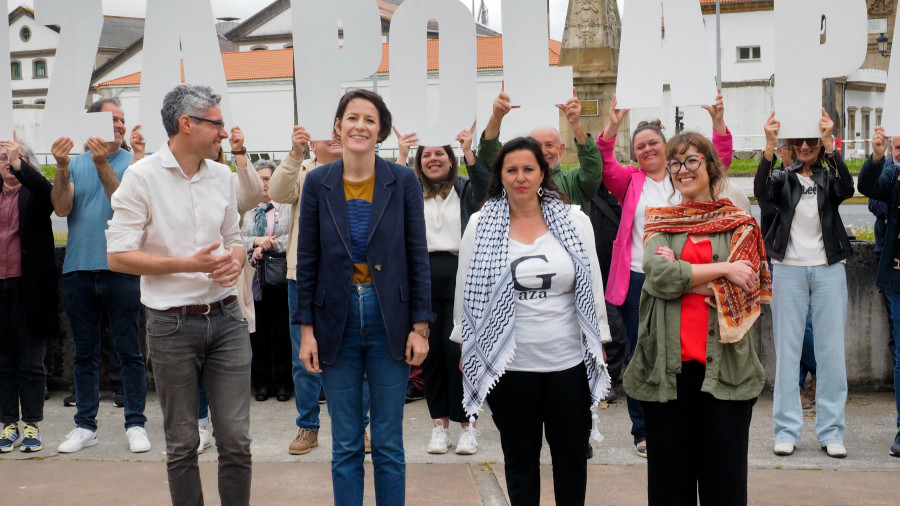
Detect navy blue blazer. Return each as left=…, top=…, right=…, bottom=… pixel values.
left=293, top=156, right=433, bottom=365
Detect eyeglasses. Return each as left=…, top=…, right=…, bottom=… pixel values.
left=790, top=138, right=820, bottom=147
left=188, top=115, right=226, bottom=132
left=666, top=154, right=703, bottom=174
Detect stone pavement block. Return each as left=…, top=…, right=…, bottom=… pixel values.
left=0, top=461, right=481, bottom=505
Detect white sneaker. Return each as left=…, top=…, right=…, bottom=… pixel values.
left=198, top=427, right=213, bottom=454
left=426, top=422, right=452, bottom=454
left=126, top=426, right=151, bottom=453
left=455, top=425, right=479, bottom=455
left=773, top=442, right=794, bottom=456
left=823, top=443, right=847, bottom=458
left=58, top=427, right=97, bottom=453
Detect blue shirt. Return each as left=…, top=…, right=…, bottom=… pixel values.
left=63, top=149, right=132, bottom=273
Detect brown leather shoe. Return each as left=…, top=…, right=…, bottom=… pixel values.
left=289, top=428, right=318, bottom=455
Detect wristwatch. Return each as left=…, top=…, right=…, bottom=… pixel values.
left=232, top=147, right=247, bottom=155
left=413, top=327, right=430, bottom=338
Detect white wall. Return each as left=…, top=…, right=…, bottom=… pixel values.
left=703, top=10, right=775, bottom=83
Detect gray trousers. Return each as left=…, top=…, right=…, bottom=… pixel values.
left=146, top=300, right=252, bottom=506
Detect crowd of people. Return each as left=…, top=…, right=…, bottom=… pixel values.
left=0, top=81, right=897, bottom=506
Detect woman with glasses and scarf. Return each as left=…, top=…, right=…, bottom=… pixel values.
left=628, top=131, right=768, bottom=505
left=451, top=136, right=610, bottom=506
left=595, top=91, right=733, bottom=457
left=754, top=109, right=854, bottom=459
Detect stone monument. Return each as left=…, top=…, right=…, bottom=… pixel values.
left=558, top=0, right=629, bottom=163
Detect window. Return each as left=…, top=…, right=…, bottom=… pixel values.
left=737, top=46, right=761, bottom=61
left=10, top=61, right=21, bottom=79
left=34, top=99, right=46, bottom=106
left=19, top=26, right=31, bottom=42
left=249, top=45, right=267, bottom=51
left=33, top=59, right=47, bottom=78
left=283, top=43, right=293, bottom=49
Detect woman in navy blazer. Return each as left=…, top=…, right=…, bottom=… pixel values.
left=295, top=89, right=432, bottom=506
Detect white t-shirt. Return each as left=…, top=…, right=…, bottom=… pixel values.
left=776, top=174, right=826, bottom=266
left=630, top=176, right=678, bottom=272
left=423, top=191, right=462, bottom=253
left=506, top=231, right=584, bottom=372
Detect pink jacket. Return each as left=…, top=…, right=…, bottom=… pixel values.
left=596, top=128, right=733, bottom=305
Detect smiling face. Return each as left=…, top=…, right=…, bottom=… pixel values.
left=189, top=105, right=229, bottom=160
left=311, top=138, right=343, bottom=165
left=501, top=149, right=544, bottom=206
left=334, top=98, right=380, bottom=155
left=793, top=138, right=821, bottom=167
left=668, top=146, right=711, bottom=202
left=633, top=129, right=667, bottom=175
left=419, top=146, right=453, bottom=183
left=530, top=127, right=564, bottom=170
left=102, top=102, right=126, bottom=150
left=892, top=136, right=900, bottom=163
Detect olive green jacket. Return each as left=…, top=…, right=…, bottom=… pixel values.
left=623, top=231, right=766, bottom=402
left=476, top=133, right=603, bottom=211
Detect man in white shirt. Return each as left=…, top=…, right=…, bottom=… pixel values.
left=106, top=84, right=251, bottom=505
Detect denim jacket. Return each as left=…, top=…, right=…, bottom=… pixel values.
left=858, top=155, right=900, bottom=293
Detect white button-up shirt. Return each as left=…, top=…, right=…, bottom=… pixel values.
left=106, top=142, right=242, bottom=310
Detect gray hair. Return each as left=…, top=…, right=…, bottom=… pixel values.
left=160, top=84, right=222, bottom=138
left=87, top=97, right=121, bottom=114
left=18, top=140, right=40, bottom=168
left=253, top=159, right=276, bottom=172
left=530, top=125, right=562, bottom=145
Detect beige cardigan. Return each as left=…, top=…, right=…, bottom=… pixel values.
left=267, top=154, right=314, bottom=281
left=235, top=164, right=263, bottom=333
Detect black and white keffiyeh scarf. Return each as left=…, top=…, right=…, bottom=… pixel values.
left=460, top=195, right=611, bottom=442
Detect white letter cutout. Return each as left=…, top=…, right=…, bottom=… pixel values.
left=880, top=8, right=900, bottom=135
left=34, top=0, right=112, bottom=145
left=774, top=0, right=867, bottom=138
left=292, top=0, right=383, bottom=141
left=138, top=0, right=234, bottom=149
left=615, top=0, right=717, bottom=108
left=500, top=0, right=572, bottom=106
left=389, top=0, right=476, bottom=146
left=0, top=0, right=13, bottom=140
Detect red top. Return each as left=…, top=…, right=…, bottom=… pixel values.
left=0, top=184, right=22, bottom=279
left=679, top=237, right=711, bottom=363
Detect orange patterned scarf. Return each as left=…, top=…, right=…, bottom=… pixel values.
left=643, top=199, right=772, bottom=344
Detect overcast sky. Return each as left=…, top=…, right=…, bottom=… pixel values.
left=8, top=1, right=629, bottom=41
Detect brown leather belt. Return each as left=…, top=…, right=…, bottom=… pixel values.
left=161, top=295, right=238, bottom=316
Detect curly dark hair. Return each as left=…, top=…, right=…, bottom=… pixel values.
left=665, top=131, right=726, bottom=201
left=484, top=137, right=567, bottom=205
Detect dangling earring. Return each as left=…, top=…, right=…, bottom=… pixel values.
left=537, top=187, right=545, bottom=198
left=502, top=188, right=507, bottom=198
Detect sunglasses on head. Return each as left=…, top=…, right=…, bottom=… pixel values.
left=789, top=138, right=820, bottom=147
left=666, top=154, right=704, bottom=175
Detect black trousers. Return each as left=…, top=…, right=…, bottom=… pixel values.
left=0, top=277, right=46, bottom=424
left=487, top=363, right=591, bottom=506
left=250, top=285, right=292, bottom=390
left=641, top=360, right=755, bottom=506
left=421, top=252, right=467, bottom=422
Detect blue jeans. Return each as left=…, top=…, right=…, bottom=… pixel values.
left=772, top=263, right=848, bottom=446
left=62, top=270, right=146, bottom=431
left=799, top=309, right=817, bottom=388
left=619, top=270, right=647, bottom=445
left=198, top=382, right=209, bottom=427
left=884, top=291, right=900, bottom=427
left=321, top=284, right=409, bottom=506
left=147, top=300, right=252, bottom=506
left=288, top=279, right=322, bottom=431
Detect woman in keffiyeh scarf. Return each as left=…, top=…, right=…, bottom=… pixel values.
left=624, top=132, right=769, bottom=505
left=450, top=137, right=611, bottom=506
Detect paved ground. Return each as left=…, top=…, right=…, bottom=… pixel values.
left=1, top=390, right=898, bottom=504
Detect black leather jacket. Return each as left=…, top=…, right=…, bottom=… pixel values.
left=753, top=151, right=854, bottom=264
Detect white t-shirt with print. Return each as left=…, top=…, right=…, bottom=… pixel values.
left=776, top=174, right=826, bottom=266
left=631, top=176, right=678, bottom=272
left=507, top=231, right=584, bottom=372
